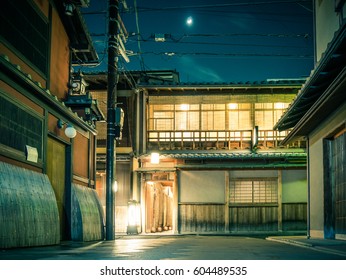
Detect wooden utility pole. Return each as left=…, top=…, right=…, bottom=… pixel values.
left=106, top=0, right=119, bottom=240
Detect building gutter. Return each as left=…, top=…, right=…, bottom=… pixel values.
left=274, top=24, right=346, bottom=135
left=279, top=66, right=346, bottom=145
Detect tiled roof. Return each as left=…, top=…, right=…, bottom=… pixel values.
left=274, top=24, right=346, bottom=135
left=140, top=151, right=306, bottom=160
left=139, top=79, right=306, bottom=87
left=81, top=71, right=306, bottom=89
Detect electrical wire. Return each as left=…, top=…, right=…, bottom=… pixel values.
left=135, top=0, right=312, bottom=12
left=134, top=0, right=145, bottom=71
left=137, top=51, right=313, bottom=59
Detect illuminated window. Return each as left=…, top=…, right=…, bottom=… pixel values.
left=179, top=104, right=190, bottom=111
left=228, top=103, right=238, bottom=110
left=255, top=103, right=289, bottom=130
left=201, top=104, right=225, bottom=130
left=227, top=103, right=251, bottom=130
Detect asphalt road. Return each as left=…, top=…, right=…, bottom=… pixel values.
left=1, top=235, right=345, bottom=260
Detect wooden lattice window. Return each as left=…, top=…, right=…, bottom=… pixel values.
left=1, top=0, right=49, bottom=75
left=229, top=178, right=278, bottom=204
left=0, top=94, right=43, bottom=159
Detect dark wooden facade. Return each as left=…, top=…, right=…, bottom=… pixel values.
left=0, top=0, right=103, bottom=248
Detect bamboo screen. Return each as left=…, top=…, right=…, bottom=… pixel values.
left=148, top=94, right=293, bottom=132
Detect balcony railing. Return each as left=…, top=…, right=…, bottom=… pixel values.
left=147, top=130, right=305, bottom=150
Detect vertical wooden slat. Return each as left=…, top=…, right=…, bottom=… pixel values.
left=229, top=206, right=279, bottom=231
left=178, top=204, right=225, bottom=233
left=46, top=137, right=66, bottom=240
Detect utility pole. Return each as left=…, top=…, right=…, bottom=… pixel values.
left=106, top=0, right=119, bottom=240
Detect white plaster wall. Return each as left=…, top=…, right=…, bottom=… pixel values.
left=315, top=0, right=341, bottom=62
left=282, top=170, right=307, bottom=203
left=179, top=170, right=226, bottom=203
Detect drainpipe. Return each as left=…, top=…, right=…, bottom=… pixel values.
left=105, top=0, right=119, bottom=240
left=307, top=136, right=311, bottom=239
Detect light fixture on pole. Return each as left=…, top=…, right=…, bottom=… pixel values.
left=57, top=119, right=77, bottom=138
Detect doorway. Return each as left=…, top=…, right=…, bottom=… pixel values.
left=46, top=137, right=67, bottom=240
left=145, top=181, right=173, bottom=233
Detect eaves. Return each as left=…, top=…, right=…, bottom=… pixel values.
left=0, top=55, right=97, bottom=134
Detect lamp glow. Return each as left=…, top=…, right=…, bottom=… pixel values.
left=112, top=180, right=118, bottom=193
left=65, top=124, right=77, bottom=138
left=151, top=152, right=160, bottom=164
left=228, top=103, right=238, bottom=110
left=180, top=104, right=189, bottom=111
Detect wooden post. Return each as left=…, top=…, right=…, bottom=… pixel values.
left=225, top=171, right=230, bottom=233
left=278, top=170, right=283, bottom=231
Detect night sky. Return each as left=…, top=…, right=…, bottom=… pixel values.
left=81, top=0, right=314, bottom=83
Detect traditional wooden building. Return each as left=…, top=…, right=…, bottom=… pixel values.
left=0, top=0, right=104, bottom=248
left=85, top=71, right=308, bottom=235
left=138, top=81, right=308, bottom=234
left=274, top=0, right=346, bottom=240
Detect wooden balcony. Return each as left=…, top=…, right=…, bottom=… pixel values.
left=147, top=130, right=306, bottom=151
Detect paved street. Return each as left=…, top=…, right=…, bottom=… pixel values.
left=1, top=235, right=346, bottom=260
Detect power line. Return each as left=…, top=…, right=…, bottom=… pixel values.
left=131, top=38, right=312, bottom=49
left=137, top=51, right=313, bottom=59
left=134, top=0, right=145, bottom=71
left=135, top=0, right=312, bottom=12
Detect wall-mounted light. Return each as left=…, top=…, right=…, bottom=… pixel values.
left=150, top=152, right=160, bottom=164
left=57, top=119, right=77, bottom=138
left=252, top=126, right=258, bottom=151
left=64, top=3, right=75, bottom=16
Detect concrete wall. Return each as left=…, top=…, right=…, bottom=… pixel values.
left=0, top=162, right=60, bottom=248
left=309, top=102, right=346, bottom=238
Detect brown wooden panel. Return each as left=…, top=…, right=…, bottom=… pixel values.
left=73, top=132, right=88, bottom=178
left=229, top=206, right=278, bottom=231
left=282, top=203, right=307, bottom=231
left=46, top=137, right=66, bottom=239
left=49, top=8, right=69, bottom=99
left=179, top=204, right=225, bottom=233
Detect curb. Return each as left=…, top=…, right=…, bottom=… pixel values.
left=266, top=237, right=346, bottom=258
